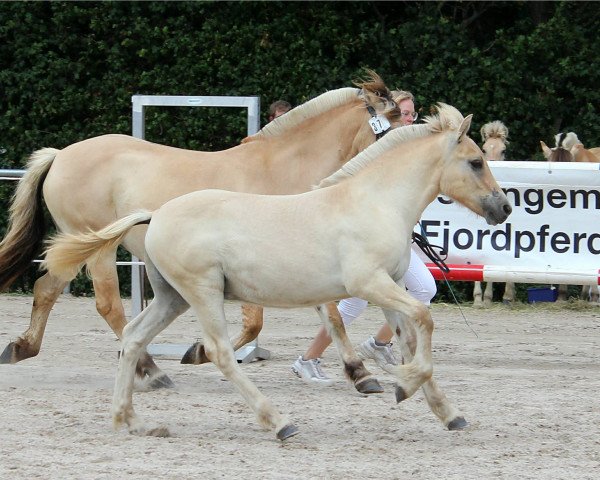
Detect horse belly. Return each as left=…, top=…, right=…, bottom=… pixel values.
left=146, top=193, right=348, bottom=308
left=223, top=259, right=348, bottom=308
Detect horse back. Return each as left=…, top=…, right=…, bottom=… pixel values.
left=41, top=134, right=263, bottom=231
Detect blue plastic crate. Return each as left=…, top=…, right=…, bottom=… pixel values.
left=527, top=287, right=558, bottom=303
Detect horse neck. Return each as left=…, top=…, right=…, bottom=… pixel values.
left=263, top=102, right=372, bottom=186
left=347, top=137, right=443, bottom=225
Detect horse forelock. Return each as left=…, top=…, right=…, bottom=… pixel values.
left=354, top=70, right=402, bottom=124
left=315, top=123, right=432, bottom=189
left=480, top=120, right=509, bottom=143
left=548, top=147, right=574, bottom=162
left=255, top=88, right=360, bottom=139
left=423, top=103, right=465, bottom=134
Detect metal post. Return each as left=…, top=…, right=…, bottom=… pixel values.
left=132, top=95, right=269, bottom=363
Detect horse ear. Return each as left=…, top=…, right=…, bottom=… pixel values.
left=540, top=141, right=552, bottom=159
left=457, top=114, right=473, bottom=142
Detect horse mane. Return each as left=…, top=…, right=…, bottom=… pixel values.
left=480, top=120, right=509, bottom=143
left=255, top=87, right=360, bottom=139
left=250, top=70, right=400, bottom=141
left=316, top=103, right=463, bottom=188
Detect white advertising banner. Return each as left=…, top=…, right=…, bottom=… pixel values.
left=417, top=161, right=600, bottom=285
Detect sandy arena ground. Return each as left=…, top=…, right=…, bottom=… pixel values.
left=1, top=293, right=599, bottom=479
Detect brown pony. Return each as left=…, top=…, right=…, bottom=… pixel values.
left=0, top=71, right=403, bottom=386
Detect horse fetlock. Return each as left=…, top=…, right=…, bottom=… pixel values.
left=343, top=358, right=370, bottom=383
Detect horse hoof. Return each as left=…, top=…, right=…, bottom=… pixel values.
left=0, top=341, right=35, bottom=364
left=180, top=342, right=210, bottom=365
left=148, top=374, right=175, bottom=389
left=447, top=416, right=469, bottom=431
left=355, top=377, right=384, bottom=394
left=276, top=424, right=299, bottom=441
left=0, top=343, right=16, bottom=363
left=395, top=385, right=407, bottom=403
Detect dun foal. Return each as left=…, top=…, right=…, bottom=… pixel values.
left=43, top=104, right=511, bottom=440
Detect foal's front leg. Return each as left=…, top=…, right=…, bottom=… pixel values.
left=314, top=302, right=383, bottom=394
left=382, top=309, right=468, bottom=430
left=354, top=273, right=434, bottom=401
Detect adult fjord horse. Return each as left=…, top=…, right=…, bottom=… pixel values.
left=0, top=72, right=402, bottom=385
left=43, top=104, right=512, bottom=440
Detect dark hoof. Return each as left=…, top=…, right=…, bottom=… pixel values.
left=148, top=374, right=175, bottom=389
left=0, top=343, right=17, bottom=363
left=395, top=384, right=407, bottom=403
left=0, top=341, right=35, bottom=364
left=355, top=377, right=384, bottom=394
left=276, top=424, right=299, bottom=441
left=447, top=416, right=468, bottom=431
left=180, top=342, right=210, bottom=365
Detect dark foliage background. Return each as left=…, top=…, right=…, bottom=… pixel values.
left=1, top=1, right=598, bottom=301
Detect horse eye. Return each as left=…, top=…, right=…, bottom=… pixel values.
left=470, top=159, right=483, bottom=170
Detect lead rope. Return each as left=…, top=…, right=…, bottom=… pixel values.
left=414, top=223, right=479, bottom=338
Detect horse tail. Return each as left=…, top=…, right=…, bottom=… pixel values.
left=0, top=148, right=59, bottom=291
left=41, top=211, right=153, bottom=282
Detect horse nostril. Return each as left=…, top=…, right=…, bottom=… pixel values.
left=503, top=204, right=512, bottom=215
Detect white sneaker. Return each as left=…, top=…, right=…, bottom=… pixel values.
left=357, top=336, right=399, bottom=369
left=291, top=356, right=333, bottom=386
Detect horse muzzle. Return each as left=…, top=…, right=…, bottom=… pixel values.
left=482, top=190, right=512, bottom=226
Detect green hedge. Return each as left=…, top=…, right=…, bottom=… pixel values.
left=1, top=1, right=598, bottom=301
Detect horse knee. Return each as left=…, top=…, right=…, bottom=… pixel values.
left=95, top=298, right=115, bottom=318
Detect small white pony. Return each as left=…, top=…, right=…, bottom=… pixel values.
left=43, top=104, right=511, bottom=440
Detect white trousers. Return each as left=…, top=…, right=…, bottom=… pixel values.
left=338, top=246, right=436, bottom=326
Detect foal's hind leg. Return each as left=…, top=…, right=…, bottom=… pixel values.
left=113, top=259, right=189, bottom=436
left=314, top=303, right=383, bottom=394
left=181, top=303, right=264, bottom=365
left=89, top=250, right=173, bottom=388
left=383, top=309, right=467, bottom=431
left=0, top=272, right=66, bottom=364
